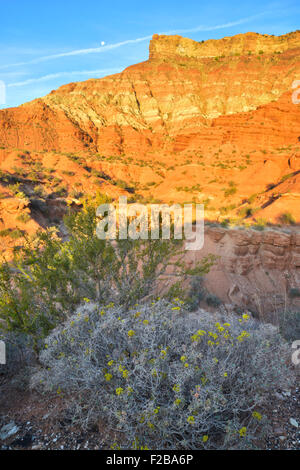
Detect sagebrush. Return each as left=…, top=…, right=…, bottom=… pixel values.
left=32, top=299, right=294, bottom=449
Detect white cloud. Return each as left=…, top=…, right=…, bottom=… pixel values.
left=162, top=14, right=265, bottom=34
left=8, top=68, right=121, bottom=87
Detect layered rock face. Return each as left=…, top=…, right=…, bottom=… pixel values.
left=150, top=31, right=300, bottom=60
left=0, top=30, right=299, bottom=264
left=0, top=31, right=299, bottom=151
left=190, top=226, right=300, bottom=317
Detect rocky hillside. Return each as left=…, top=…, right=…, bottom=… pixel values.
left=0, top=30, right=299, bottom=257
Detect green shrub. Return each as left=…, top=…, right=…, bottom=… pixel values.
left=91, top=169, right=111, bottom=180
left=186, top=276, right=206, bottom=311
left=220, top=219, right=229, bottom=228
left=224, top=186, right=237, bottom=198
left=206, top=293, right=221, bottom=307
left=247, top=193, right=258, bottom=204
left=279, top=310, right=300, bottom=342
left=280, top=173, right=294, bottom=183
left=32, top=300, right=294, bottom=449
left=238, top=206, right=258, bottom=218
left=16, top=213, right=31, bottom=224
left=279, top=212, right=296, bottom=225
left=111, top=178, right=135, bottom=193
left=9, top=228, right=25, bottom=239
left=69, top=189, right=83, bottom=199
left=289, top=288, right=300, bottom=298
left=0, top=330, right=34, bottom=379
left=33, top=185, right=47, bottom=197
left=252, top=218, right=267, bottom=230
left=54, top=185, right=68, bottom=197
left=0, top=229, right=12, bottom=237
left=0, top=194, right=213, bottom=349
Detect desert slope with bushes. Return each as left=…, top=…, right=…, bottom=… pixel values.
left=0, top=30, right=299, bottom=450
left=0, top=31, right=299, bottom=261
left=0, top=198, right=298, bottom=449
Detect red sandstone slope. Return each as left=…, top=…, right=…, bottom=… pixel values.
left=0, top=30, right=299, bottom=255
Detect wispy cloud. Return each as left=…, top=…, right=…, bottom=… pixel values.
left=162, top=14, right=265, bottom=34
left=0, top=13, right=267, bottom=70
left=0, top=37, right=152, bottom=70
left=0, top=71, right=29, bottom=79
left=7, top=68, right=121, bottom=87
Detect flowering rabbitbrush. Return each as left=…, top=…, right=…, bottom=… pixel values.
left=32, top=299, right=295, bottom=450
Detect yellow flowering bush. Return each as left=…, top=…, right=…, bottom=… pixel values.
left=33, top=299, right=294, bottom=450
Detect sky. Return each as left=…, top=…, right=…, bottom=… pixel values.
left=0, top=0, right=299, bottom=109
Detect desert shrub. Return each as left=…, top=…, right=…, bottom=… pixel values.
left=252, top=218, right=267, bottom=230
left=238, top=206, right=259, bottom=218
left=9, top=228, right=25, bottom=239
left=186, top=276, right=206, bottom=311
left=90, top=169, right=111, bottom=180
left=0, top=193, right=214, bottom=349
left=220, top=219, right=229, bottom=228
left=206, top=293, right=221, bottom=307
left=280, top=173, right=294, bottom=183
left=223, top=183, right=237, bottom=198
left=279, top=310, right=300, bottom=342
left=69, top=189, right=83, bottom=199
left=166, top=281, right=187, bottom=301
left=289, top=287, right=300, bottom=298
left=279, top=212, right=296, bottom=225
left=33, top=185, right=47, bottom=198
left=32, top=300, right=294, bottom=450
left=16, top=213, right=31, bottom=223
left=0, top=330, right=35, bottom=380
left=113, top=179, right=135, bottom=193
left=0, top=229, right=12, bottom=237
left=54, top=185, right=68, bottom=197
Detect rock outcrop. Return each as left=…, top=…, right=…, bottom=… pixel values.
left=191, top=226, right=300, bottom=318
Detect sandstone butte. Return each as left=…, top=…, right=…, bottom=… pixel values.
left=0, top=30, right=299, bottom=260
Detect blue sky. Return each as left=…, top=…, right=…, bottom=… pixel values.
left=0, top=0, right=299, bottom=108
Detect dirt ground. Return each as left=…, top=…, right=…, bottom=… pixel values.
left=0, top=373, right=299, bottom=450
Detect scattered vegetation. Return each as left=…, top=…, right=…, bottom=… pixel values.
left=279, top=212, right=296, bottom=225
left=16, top=213, right=31, bottom=224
